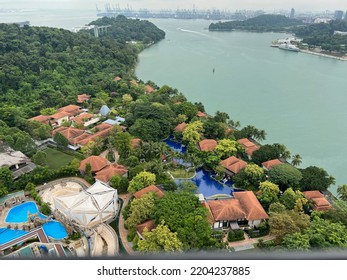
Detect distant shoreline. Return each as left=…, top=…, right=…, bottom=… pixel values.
left=300, top=49, right=347, bottom=61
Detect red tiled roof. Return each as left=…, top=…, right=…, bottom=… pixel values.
left=52, top=127, right=85, bottom=144
left=237, top=138, right=260, bottom=156
left=113, top=76, right=122, bottom=81
left=50, top=111, right=71, bottom=120
left=29, top=115, right=50, bottom=125
left=198, top=139, right=218, bottom=152
left=208, top=191, right=268, bottom=222
left=136, top=220, right=156, bottom=235
left=58, top=105, right=82, bottom=116
left=174, top=122, right=187, bottom=133
left=73, top=113, right=94, bottom=124
left=220, top=156, right=247, bottom=174
left=94, top=164, right=128, bottom=183
left=145, top=85, right=155, bottom=93
left=79, top=156, right=109, bottom=173
left=131, top=138, right=141, bottom=149
left=77, top=94, right=90, bottom=103
left=208, top=199, right=246, bottom=221
left=130, top=79, right=138, bottom=85
left=196, top=111, right=208, bottom=118
left=94, top=123, right=112, bottom=132
left=262, top=159, right=283, bottom=170
left=303, top=191, right=331, bottom=211
left=76, top=127, right=111, bottom=146
left=233, top=191, right=269, bottom=220
left=133, top=185, right=164, bottom=199
left=70, top=132, right=91, bottom=145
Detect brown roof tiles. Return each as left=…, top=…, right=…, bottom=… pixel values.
left=79, top=156, right=109, bottom=173
left=174, top=122, right=187, bottom=133
left=94, top=164, right=128, bottom=183
left=303, top=191, right=331, bottom=211
left=262, top=159, right=283, bottom=170
left=136, top=220, right=156, bottom=235
left=220, top=156, right=247, bottom=174
left=237, top=138, right=260, bottom=156
left=198, top=139, right=218, bottom=152
left=133, top=185, right=164, bottom=199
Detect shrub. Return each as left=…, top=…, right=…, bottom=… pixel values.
left=127, top=228, right=137, bottom=242
left=227, top=229, right=245, bottom=242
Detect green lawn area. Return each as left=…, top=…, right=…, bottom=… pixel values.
left=169, top=168, right=196, bottom=179
left=42, top=147, right=80, bottom=170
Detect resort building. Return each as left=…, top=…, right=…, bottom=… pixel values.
left=303, top=191, right=332, bottom=211
left=237, top=138, right=259, bottom=159
left=220, top=156, right=247, bottom=176
left=29, top=115, right=51, bottom=125
left=196, top=111, right=208, bottom=118
left=99, top=105, right=111, bottom=117
left=49, top=111, right=71, bottom=128
left=73, top=112, right=99, bottom=127
left=262, top=159, right=283, bottom=171
left=0, top=143, right=36, bottom=179
left=198, top=139, right=218, bottom=152
left=53, top=180, right=119, bottom=228
left=133, top=185, right=165, bottom=199
left=206, top=191, right=268, bottom=229
left=77, top=94, right=91, bottom=104
left=145, top=85, right=155, bottom=94
left=57, top=105, right=83, bottom=117
left=174, top=122, right=187, bottom=133
left=94, top=164, right=128, bottom=184
left=52, top=127, right=85, bottom=144
left=79, top=156, right=109, bottom=174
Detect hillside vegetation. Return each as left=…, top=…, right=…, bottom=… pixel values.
left=209, top=14, right=303, bottom=32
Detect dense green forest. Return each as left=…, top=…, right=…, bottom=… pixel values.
left=0, top=17, right=164, bottom=121
left=89, top=15, right=165, bottom=44
left=293, top=20, right=347, bottom=51
left=209, top=15, right=303, bottom=32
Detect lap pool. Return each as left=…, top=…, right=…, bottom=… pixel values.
left=5, top=201, right=46, bottom=223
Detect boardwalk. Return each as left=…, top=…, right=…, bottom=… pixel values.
left=118, top=193, right=134, bottom=255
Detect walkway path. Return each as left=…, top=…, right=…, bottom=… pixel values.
left=99, top=149, right=120, bottom=163
left=227, top=233, right=275, bottom=251
left=118, top=193, right=135, bottom=255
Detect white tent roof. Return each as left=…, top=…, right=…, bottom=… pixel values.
left=54, top=181, right=118, bottom=228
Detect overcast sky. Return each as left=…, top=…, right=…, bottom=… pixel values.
left=1, top=0, right=346, bottom=11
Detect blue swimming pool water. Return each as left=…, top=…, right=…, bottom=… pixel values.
left=164, top=138, right=187, bottom=154
left=0, top=228, right=28, bottom=245
left=5, top=201, right=46, bottom=223
left=42, top=221, right=68, bottom=240
left=177, top=169, right=233, bottom=197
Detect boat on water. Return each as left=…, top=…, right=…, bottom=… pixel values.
left=278, top=43, right=300, bottom=52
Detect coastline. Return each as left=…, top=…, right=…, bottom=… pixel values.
left=299, top=49, right=347, bottom=61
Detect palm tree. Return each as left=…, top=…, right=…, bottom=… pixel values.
left=337, top=185, right=347, bottom=201
left=291, top=154, right=302, bottom=166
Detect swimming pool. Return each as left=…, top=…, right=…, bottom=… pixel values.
left=42, top=221, right=68, bottom=240
left=0, top=228, right=28, bottom=245
left=176, top=169, right=233, bottom=197
left=5, top=201, right=46, bottom=223
left=164, top=138, right=187, bottom=154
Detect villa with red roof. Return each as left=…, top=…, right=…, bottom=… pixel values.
left=196, top=111, right=208, bottom=118
left=133, top=185, right=165, bottom=199
left=79, top=156, right=109, bottom=173
left=220, top=156, right=247, bottom=176
left=207, top=191, right=268, bottom=229
left=145, top=85, right=155, bottom=94
left=52, top=127, right=85, bottom=144
left=262, top=159, right=283, bottom=171
left=94, top=164, right=128, bottom=183
left=77, top=94, right=91, bottom=104
left=174, top=122, right=187, bottom=133
left=198, top=139, right=218, bottom=152
left=29, top=115, right=51, bottom=125
left=58, top=104, right=82, bottom=117
left=303, top=191, right=332, bottom=211
left=237, top=138, right=260, bottom=159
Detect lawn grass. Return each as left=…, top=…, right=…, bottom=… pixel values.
left=42, top=147, right=77, bottom=170
left=169, top=168, right=195, bottom=179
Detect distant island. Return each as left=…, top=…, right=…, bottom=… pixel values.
left=209, top=14, right=347, bottom=59
left=209, top=15, right=303, bottom=32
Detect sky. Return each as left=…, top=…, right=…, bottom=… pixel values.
left=1, top=0, right=346, bottom=12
